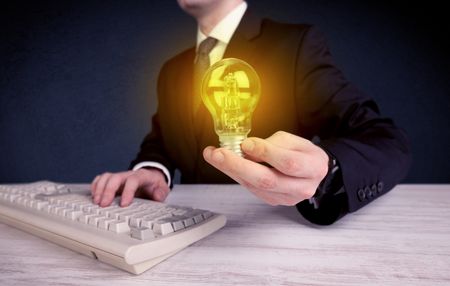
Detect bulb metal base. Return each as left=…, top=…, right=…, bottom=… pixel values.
left=219, top=135, right=246, bottom=157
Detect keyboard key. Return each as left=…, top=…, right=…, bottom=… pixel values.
left=118, top=210, right=142, bottom=221
left=78, top=213, right=96, bottom=224
left=129, top=216, right=144, bottom=228
left=52, top=206, right=65, bottom=215
left=57, top=207, right=72, bottom=217
left=108, top=220, right=130, bottom=234
left=66, top=210, right=83, bottom=220
left=140, top=219, right=154, bottom=229
left=88, top=215, right=105, bottom=227
left=44, top=205, right=53, bottom=213
left=130, top=227, right=155, bottom=240
left=9, top=194, right=21, bottom=202
left=98, top=204, right=120, bottom=216
left=202, top=211, right=213, bottom=219
left=185, top=210, right=205, bottom=224
left=153, top=219, right=174, bottom=235
left=107, top=208, right=132, bottom=219
left=181, top=216, right=195, bottom=227
left=34, top=201, right=49, bottom=210
left=75, top=203, right=92, bottom=211
left=172, top=220, right=185, bottom=232
left=98, top=217, right=116, bottom=230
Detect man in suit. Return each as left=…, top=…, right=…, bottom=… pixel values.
left=91, top=0, right=411, bottom=225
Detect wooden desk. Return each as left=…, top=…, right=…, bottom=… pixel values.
left=1, top=184, right=449, bottom=285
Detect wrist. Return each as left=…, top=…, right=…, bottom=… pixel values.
left=309, top=148, right=342, bottom=208
left=132, top=161, right=172, bottom=187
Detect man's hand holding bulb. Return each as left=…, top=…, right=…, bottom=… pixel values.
left=203, top=131, right=330, bottom=206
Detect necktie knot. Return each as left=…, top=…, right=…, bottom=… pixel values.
left=197, top=37, right=218, bottom=57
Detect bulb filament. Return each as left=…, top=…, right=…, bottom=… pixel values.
left=223, top=72, right=241, bottom=131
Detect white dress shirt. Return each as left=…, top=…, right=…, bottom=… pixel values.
left=133, top=1, right=248, bottom=186
left=196, top=1, right=248, bottom=65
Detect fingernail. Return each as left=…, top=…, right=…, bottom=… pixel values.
left=204, top=147, right=212, bottom=159
left=242, top=139, right=254, bottom=152
left=154, top=189, right=163, bottom=201
left=100, top=198, right=108, bottom=207
left=212, top=150, right=224, bottom=163
left=94, top=195, right=100, bottom=204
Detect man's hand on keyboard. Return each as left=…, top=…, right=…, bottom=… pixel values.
left=90, top=168, right=169, bottom=207
left=203, top=131, right=329, bottom=206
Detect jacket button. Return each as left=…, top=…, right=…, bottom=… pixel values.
left=377, top=181, right=384, bottom=193
left=364, top=186, right=373, bottom=198
left=371, top=184, right=377, bottom=196
left=357, top=189, right=366, bottom=201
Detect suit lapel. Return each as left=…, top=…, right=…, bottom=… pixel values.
left=223, top=10, right=262, bottom=60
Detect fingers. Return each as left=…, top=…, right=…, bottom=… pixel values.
left=266, top=131, right=313, bottom=151
left=242, top=137, right=311, bottom=178
left=203, top=146, right=315, bottom=198
left=91, top=169, right=171, bottom=208
left=151, top=184, right=170, bottom=202
left=100, top=173, right=128, bottom=207
left=241, top=178, right=301, bottom=206
left=199, top=158, right=283, bottom=205
left=204, top=146, right=278, bottom=191
left=90, top=175, right=100, bottom=197
left=91, top=171, right=129, bottom=206
left=92, top=172, right=113, bottom=204
left=120, top=175, right=140, bottom=207
left=121, top=169, right=170, bottom=206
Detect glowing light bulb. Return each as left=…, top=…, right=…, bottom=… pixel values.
left=201, top=58, right=261, bottom=156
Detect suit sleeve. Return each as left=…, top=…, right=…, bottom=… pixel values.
left=294, top=26, right=412, bottom=224
left=129, top=63, right=176, bottom=187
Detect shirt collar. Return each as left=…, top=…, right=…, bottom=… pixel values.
left=196, top=1, right=248, bottom=49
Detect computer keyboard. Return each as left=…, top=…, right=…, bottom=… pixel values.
left=0, top=181, right=226, bottom=274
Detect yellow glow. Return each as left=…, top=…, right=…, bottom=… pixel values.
left=201, top=58, right=261, bottom=155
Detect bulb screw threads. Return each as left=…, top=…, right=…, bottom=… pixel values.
left=219, top=135, right=247, bottom=157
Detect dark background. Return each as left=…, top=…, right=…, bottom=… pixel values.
left=1, top=0, right=449, bottom=183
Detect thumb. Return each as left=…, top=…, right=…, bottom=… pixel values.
left=241, top=138, right=264, bottom=163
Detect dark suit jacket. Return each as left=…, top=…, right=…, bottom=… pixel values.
left=130, top=11, right=412, bottom=224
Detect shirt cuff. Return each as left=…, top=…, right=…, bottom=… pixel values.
left=132, top=161, right=171, bottom=187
